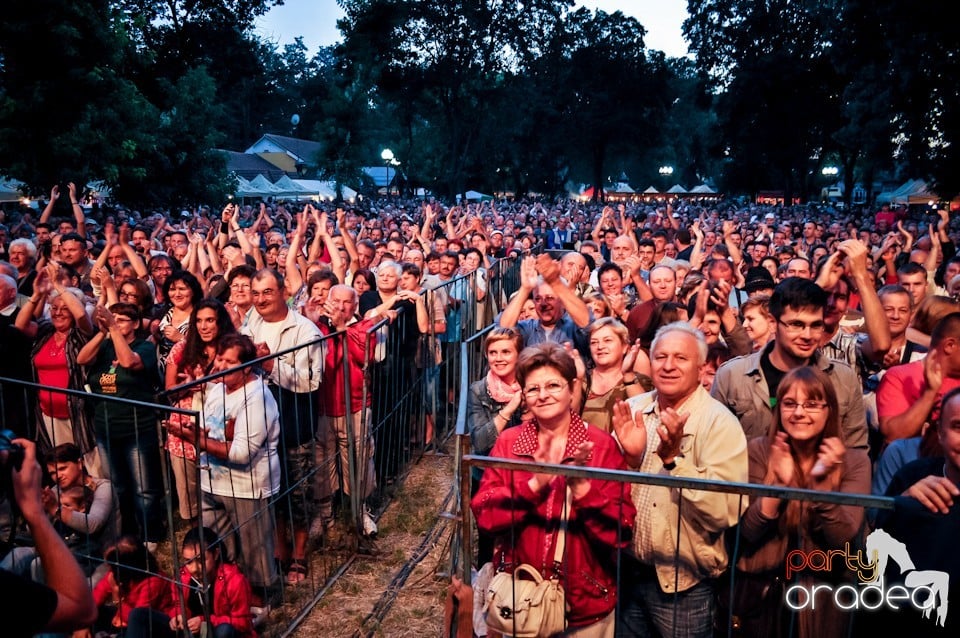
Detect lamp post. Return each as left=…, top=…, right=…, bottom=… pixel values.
left=381, top=148, right=395, bottom=197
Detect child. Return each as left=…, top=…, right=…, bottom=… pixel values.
left=170, top=526, right=259, bottom=637
left=91, top=535, right=174, bottom=634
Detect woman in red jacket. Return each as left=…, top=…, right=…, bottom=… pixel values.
left=471, top=342, right=637, bottom=636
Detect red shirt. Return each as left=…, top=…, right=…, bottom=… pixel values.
left=877, top=359, right=960, bottom=438
left=319, top=318, right=377, bottom=417
left=33, top=337, right=70, bottom=418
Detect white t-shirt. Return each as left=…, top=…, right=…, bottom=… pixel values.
left=200, top=376, right=281, bottom=500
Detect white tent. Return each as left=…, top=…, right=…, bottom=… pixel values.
left=690, top=184, right=716, bottom=194
left=642, top=186, right=660, bottom=194
left=0, top=178, right=24, bottom=202
left=272, top=175, right=314, bottom=198
left=292, top=179, right=358, bottom=201
left=876, top=179, right=936, bottom=205
left=666, top=184, right=688, bottom=194
left=464, top=190, right=493, bottom=201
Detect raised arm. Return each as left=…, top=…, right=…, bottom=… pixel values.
left=67, top=183, right=86, bottom=240
left=39, top=185, right=60, bottom=224
left=497, top=255, right=537, bottom=328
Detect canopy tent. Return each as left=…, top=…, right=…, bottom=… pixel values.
left=464, top=190, right=493, bottom=202
left=234, top=175, right=267, bottom=198
left=272, top=175, right=315, bottom=198
left=689, top=184, right=716, bottom=194
left=876, top=179, right=936, bottom=205
left=292, top=179, right=358, bottom=201
left=0, top=178, right=24, bottom=202
left=642, top=186, right=660, bottom=194
left=666, top=184, right=688, bottom=194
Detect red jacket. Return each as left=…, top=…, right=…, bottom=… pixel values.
left=171, top=562, right=256, bottom=638
left=93, top=573, right=174, bottom=628
left=471, top=414, right=636, bottom=628
left=320, top=318, right=377, bottom=416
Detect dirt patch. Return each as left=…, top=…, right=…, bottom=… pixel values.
left=290, top=447, right=458, bottom=637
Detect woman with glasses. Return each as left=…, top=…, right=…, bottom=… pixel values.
left=471, top=342, right=636, bottom=636
left=78, top=302, right=166, bottom=547
left=15, top=265, right=102, bottom=476
left=163, top=299, right=237, bottom=521
left=723, top=366, right=870, bottom=638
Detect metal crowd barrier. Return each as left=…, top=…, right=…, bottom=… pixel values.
left=0, top=251, right=527, bottom=637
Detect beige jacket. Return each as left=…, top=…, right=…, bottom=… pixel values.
left=626, top=386, right=749, bottom=592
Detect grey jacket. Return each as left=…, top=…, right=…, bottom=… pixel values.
left=710, top=341, right=868, bottom=449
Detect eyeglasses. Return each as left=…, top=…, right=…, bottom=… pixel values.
left=251, top=288, right=278, bottom=298
left=151, top=266, right=173, bottom=273
left=777, top=318, right=826, bottom=334
left=230, top=283, right=251, bottom=290
left=119, top=292, right=139, bottom=300
left=523, top=379, right=568, bottom=400
left=780, top=399, right=828, bottom=412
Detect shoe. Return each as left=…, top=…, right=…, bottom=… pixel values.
left=362, top=507, right=378, bottom=538
left=250, top=605, right=271, bottom=628
left=308, top=514, right=335, bottom=541
left=285, top=559, right=309, bottom=585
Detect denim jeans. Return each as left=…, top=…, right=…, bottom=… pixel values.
left=616, top=562, right=716, bottom=638
left=97, top=432, right=166, bottom=543
left=126, top=607, right=237, bottom=638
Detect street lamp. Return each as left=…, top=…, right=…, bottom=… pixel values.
left=821, top=166, right=839, bottom=176
left=381, top=148, right=395, bottom=197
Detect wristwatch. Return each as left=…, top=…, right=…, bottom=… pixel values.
left=662, top=458, right=677, bottom=471
left=622, top=374, right=639, bottom=386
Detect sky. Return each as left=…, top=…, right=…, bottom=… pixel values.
left=254, top=0, right=690, bottom=59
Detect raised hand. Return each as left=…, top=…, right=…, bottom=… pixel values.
left=656, top=407, right=688, bottom=463
left=611, top=400, right=647, bottom=466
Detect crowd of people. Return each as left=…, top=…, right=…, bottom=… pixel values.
left=1, top=186, right=959, bottom=636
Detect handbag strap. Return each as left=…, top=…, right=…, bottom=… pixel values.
left=552, top=486, right=572, bottom=574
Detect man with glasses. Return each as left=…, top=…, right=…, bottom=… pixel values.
left=496, top=253, right=592, bottom=358
left=711, top=277, right=868, bottom=449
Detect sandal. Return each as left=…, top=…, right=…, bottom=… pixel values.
left=286, top=559, right=309, bottom=585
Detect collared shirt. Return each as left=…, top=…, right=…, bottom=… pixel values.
left=626, top=386, right=748, bottom=592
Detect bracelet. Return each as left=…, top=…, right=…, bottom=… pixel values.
left=622, top=375, right=639, bottom=387
left=497, top=410, right=510, bottom=421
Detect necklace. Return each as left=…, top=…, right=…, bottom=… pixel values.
left=47, top=334, right=67, bottom=358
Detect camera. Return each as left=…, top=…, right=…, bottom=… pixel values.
left=0, top=429, right=25, bottom=506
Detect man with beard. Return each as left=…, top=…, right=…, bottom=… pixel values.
left=496, top=253, right=592, bottom=358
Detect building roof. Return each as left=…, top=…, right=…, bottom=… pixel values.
left=215, top=149, right=288, bottom=181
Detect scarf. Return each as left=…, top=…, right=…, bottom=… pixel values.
left=485, top=370, right=521, bottom=403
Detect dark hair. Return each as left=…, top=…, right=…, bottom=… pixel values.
left=307, top=269, right=339, bottom=290
left=401, top=262, right=422, bottom=279
left=45, top=443, right=83, bottom=465
left=106, top=535, right=160, bottom=588
left=768, top=277, right=828, bottom=319
left=59, top=232, right=86, bottom=247
left=515, top=342, right=577, bottom=390
left=705, top=342, right=733, bottom=369
left=226, top=264, right=255, bottom=286
left=147, top=253, right=178, bottom=274
left=897, top=261, right=927, bottom=278
left=118, top=277, right=154, bottom=316
left=181, top=525, right=221, bottom=557
left=109, top=302, right=141, bottom=324
left=597, top=261, right=623, bottom=280
left=253, top=267, right=284, bottom=292
left=216, top=333, right=257, bottom=365
left=352, top=268, right=376, bottom=290
left=162, top=271, right=203, bottom=306
left=180, top=298, right=237, bottom=373
left=930, top=312, right=960, bottom=347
